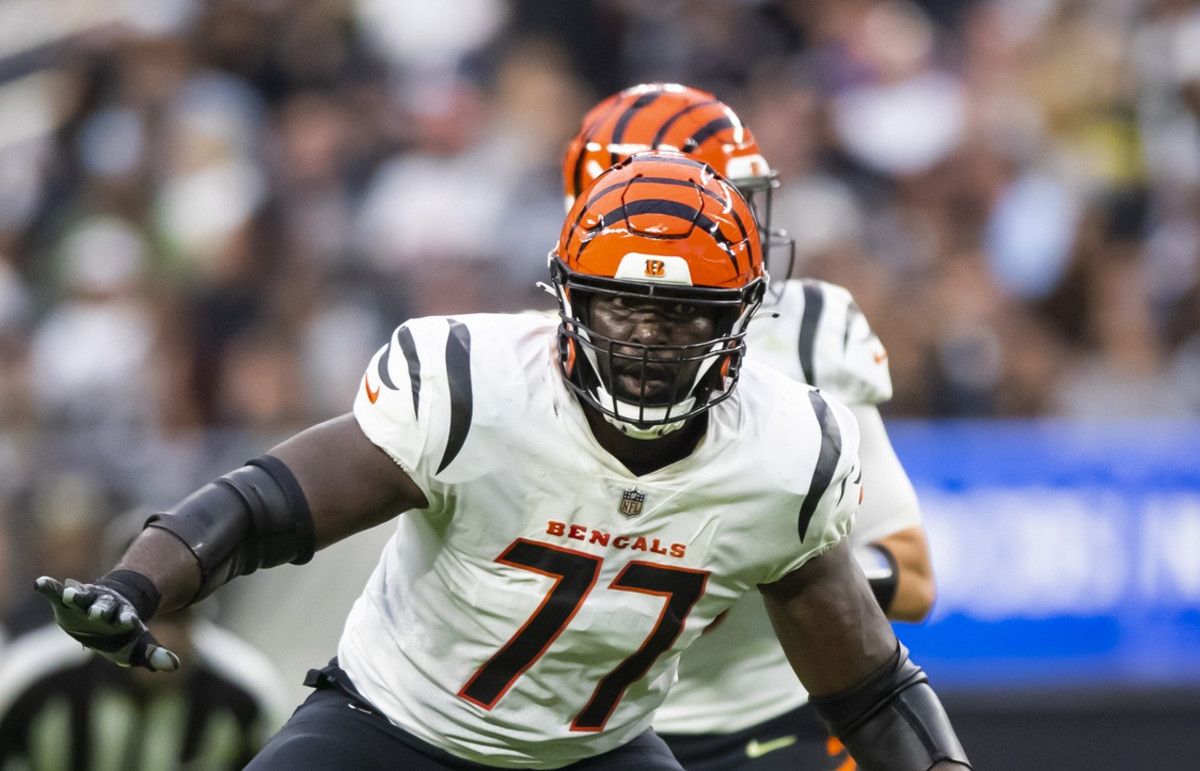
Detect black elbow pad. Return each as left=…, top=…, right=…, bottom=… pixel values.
left=810, top=644, right=971, bottom=771
left=145, top=455, right=315, bottom=602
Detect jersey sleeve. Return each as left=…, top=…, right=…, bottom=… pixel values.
left=798, top=279, right=893, bottom=407
left=761, top=388, right=863, bottom=585
left=353, top=316, right=472, bottom=507
left=846, top=404, right=922, bottom=545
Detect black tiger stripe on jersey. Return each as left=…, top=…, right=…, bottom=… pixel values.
left=395, top=326, right=421, bottom=417
left=798, top=281, right=824, bottom=386
left=798, top=389, right=842, bottom=542
left=841, top=466, right=863, bottom=506
left=437, top=320, right=473, bottom=474
left=376, top=343, right=398, bottom=391
left=844, top=300, right=864, bottom=353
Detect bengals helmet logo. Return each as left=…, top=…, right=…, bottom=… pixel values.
left=645, top=259, right=666, bottom=277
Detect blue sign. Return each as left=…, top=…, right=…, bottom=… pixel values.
left=887, top=420, right=1200, bottom=691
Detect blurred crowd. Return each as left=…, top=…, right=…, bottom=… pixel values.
left=2, top=0, right=1200, bottom=639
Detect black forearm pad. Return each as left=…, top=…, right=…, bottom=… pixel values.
left=145, top=455, right=316, bottom=602
left=810, top=644, right=971, bottom=771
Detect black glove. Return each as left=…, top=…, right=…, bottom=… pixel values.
left=34, top=573, right=180, bottom=672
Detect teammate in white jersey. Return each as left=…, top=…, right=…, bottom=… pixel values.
left=563, top=83, right=935, bottom=770
left=33, top=152, right=968, bottom=770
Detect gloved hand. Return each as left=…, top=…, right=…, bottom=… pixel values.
left=34, top=575, right=180, bottom=672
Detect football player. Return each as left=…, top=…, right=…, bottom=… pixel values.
left=34, top=152, right=968, bottom=771
left=563, top=83, right=936, bottom=770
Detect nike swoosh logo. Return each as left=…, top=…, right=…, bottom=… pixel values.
left=873, top=349, right=888, bottom=364
left=364, top=374, right=380, bottom=404
left=745, top=735, right=798, bottom=759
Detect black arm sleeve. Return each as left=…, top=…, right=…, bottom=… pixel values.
left=144, top=455, right=316, bottom=603
left=809, top=643, right=971, bottom=771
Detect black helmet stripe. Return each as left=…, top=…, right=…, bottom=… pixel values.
left=591, top=166, right=755, bottom=248
left=575, top=196, right=742, bottom=275
left=586, top=174, right=695, bottom=204
left=689, top=116, right=737, bottom=148
left=650, top=100, right=720, bottom=148
left=624, top=153, right=753, bottom=242
left=564, top=155, right=710, bottom=249
left=572, top=94, right=641, bottom=199
left=610, top=92, right=662, bottom=168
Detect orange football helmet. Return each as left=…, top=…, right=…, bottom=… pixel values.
left=550, top=150, right=766, bottom=437
left=562, top=82, right=793, bottom=280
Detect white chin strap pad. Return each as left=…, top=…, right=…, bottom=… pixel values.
left=596, top=382, right=694, bottom=439
left=601, top=410, right=686, bottom=439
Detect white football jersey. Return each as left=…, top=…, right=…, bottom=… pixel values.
left=654, top=278, right=922, bottom=735
left=747, top=278, right=891, bottom=404
left=340, top=312, right=861, bottom=768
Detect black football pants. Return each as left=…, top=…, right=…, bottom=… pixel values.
left=245, top=665, right=684, bottom=771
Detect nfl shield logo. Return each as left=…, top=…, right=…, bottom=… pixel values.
left=618, top=489, right=646, bottom=518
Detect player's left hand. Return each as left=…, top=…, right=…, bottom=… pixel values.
left=34, top=576, right=180, bottom=672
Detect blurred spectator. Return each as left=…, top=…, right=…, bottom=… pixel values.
left=0, top=508, right=291, bottom=771
left=0, top=252, right=34, bottom=490
left=1050, top=213, right=1193, bottom=417
left=354, top=36, right=588, bottom=317
left=354, top=76, right=502, bottom=315
left=1134, top=0, right=1200, bottom=198
left=212, top=324, right=307, bottom=433
left=1, top=472, right=117, bottom=640
left=0, top=0, right=1196, bottom=558
left=354, top=0, right=509, bottom=92
left=0, top=498, right=13, bottom=650
left=28, top=216, right=161, bottom=472
left=826, top=1, right=968, bottom=179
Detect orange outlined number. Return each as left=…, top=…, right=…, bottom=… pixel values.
left=460, top=539, right=708, bottom=731
left=459, top=541, right=601, bottom=710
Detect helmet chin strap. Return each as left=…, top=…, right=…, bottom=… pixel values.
left=597, top=385, right=694, bottom=439
left=602, top=413, right=687, bottom=440
left=574, top=325, right=732, bottom=440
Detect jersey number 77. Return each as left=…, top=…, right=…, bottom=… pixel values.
left=458, top=539, right=709, bottom=731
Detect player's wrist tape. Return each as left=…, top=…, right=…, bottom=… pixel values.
left=96, top=569, right=161, bottom=621
left=852, top=542, right=898, bottom=614
left=145, top=455, right=315, bottom=604
left=810, top=643, right=971, bottom=771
